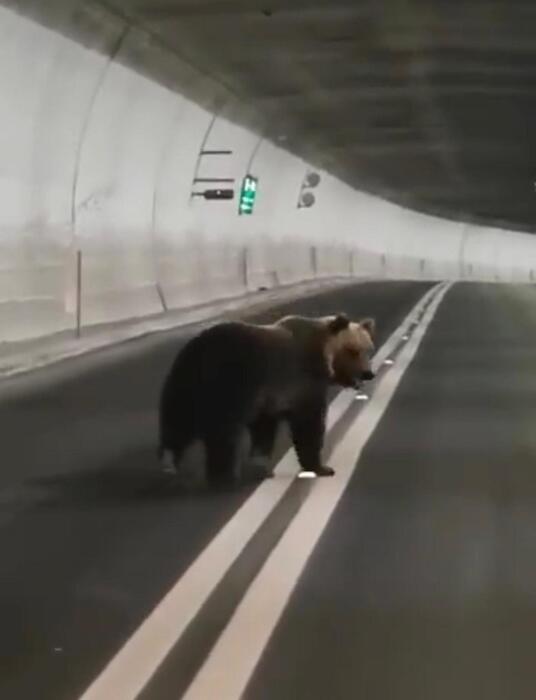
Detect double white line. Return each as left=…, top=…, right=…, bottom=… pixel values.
left=80, top=281, right=450, bottom=700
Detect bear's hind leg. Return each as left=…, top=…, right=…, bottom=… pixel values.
left=248, top=414, right=279, bottom=479
left=204, top=428, right=243, bottom=488
left=158, top=401, right=197, bottom=475
left=158, top=432, right=194, bottom=477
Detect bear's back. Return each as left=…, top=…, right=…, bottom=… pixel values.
left=162, top=321, right=301, bottom=410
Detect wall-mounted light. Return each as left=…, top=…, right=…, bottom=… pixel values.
left=304, top=172, right=321, bottom=188
left=191, top=188, right=235, bottom=200
left=297, top=170, right=321, bottom=209
left=299, top=191, right=316, bottom=208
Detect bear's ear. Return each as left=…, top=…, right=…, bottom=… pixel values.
left=328, top=313, right=350, bottom=334
left=360, top=317, right=375, bottom=337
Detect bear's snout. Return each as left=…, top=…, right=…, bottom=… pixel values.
left=361, top=370, right=375, bottom=381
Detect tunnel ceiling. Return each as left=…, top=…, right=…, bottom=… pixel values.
left=87, top=1, right=536, bottom=231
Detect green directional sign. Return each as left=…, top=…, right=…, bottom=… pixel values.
left=239, top=174, right=258, bottom=215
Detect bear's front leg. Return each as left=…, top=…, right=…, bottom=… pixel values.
left=289, top=398, right=334, bottom=477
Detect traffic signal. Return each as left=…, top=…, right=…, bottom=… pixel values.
left=239, top=174, right=258, bottom=215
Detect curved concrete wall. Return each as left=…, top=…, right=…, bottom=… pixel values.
left=2, top=4, right=536, bottom=343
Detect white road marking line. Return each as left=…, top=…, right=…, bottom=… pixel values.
left=181, top=282, right=452, bottom=700
left=78, top=283, right=443, bottom=700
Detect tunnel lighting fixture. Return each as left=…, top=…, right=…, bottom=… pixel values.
left=239, top=174, right=258, bottom=215
left=354, top=392, right=369, bottom=401
left=402, top=334, right=409, bottom=341
left=384, top=359, right=394, bottom=366
left=304, top=172, right=321, bottom=188
left=297, top=170, right=321, bottom=209
left=191, top=188, right=235, bottom=200
left=298, top=471, right=317, bottom=479
left=204, top=188, right=234, bottom=200
left=299, top=191, right=316, bottom=208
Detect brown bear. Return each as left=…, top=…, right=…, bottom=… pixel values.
left=157, top=312, right=375, bottom=486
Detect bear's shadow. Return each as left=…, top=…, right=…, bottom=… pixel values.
left=30, top=432, right=279, bottom=508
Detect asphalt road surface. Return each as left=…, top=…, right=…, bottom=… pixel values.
left=5, top=280, right=535, bottom=700
left=245, top=282, right=536, bottom=700
left=0, top=280, right=430, bottom=700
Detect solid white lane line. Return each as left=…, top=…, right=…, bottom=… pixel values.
left=78, top=283, right=443, bottom=700
left=181, top=282, right=452, bottom=700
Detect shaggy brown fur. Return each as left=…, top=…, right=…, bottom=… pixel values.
left=158, top=313, right=375, bottom=486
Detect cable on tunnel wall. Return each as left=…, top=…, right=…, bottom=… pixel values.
left=69, top=22, right=131, bottom=336
left=458, top=223, right=471, bottom=281
left=150, top=101, right=188, bottom=313
left=241, top=132, right=265, bottom=290
left=245, top=133, right=265, bottom=175
left=189, top=99, right=230, bottom=203
left=70, top=23, right=131, bottom=234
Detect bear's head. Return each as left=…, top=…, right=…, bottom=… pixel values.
left=324, top=313, right=376, bottom=389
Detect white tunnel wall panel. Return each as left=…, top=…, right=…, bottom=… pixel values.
left=185, top=119, right=265, bottom=303
left=74, top=59, right=182, bottom=325
left=265, top=156, right=317, bottom=285
left=153, top=100, right=215, bottom=308
left=0, top=8, right=98, bottom=340
left=239, top=142, right=291, bottom=291
left=3, top=5, right=536, bottom=342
